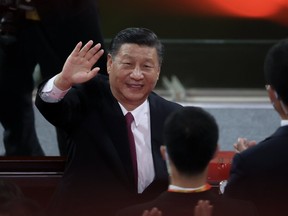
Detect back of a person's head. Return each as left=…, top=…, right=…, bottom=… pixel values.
left=163, top=106, right=219, bottom=176
left=264, top=39, right=288, bottom=105
left=108, top=27, right=164, bottom=64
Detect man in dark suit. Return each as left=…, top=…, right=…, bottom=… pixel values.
left=0, top=0, right=106, bottom=156
left=117, top=107, right=258, bottom=216
left=35, top=27, right=182, bottom=216
left=224, top=39, right=288, bottom=216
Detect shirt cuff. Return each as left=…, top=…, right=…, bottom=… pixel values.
left=40, top=75, right=70, bottom=103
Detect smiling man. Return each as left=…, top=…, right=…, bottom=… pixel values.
left=35, top=27, right=182, bottom=216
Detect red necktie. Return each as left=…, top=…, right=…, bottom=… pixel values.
left=125, top=112, right=138, bottom=188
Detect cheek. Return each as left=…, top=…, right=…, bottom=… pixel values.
left=150, top=74, right=159, bottom=84
left=144, top=76, right=158, bottom=90
left=111, top=72, right=126, bottom=87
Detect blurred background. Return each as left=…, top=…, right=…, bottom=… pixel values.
left=98, top=0, right=288, bottom=89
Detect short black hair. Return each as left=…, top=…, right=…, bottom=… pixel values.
left=108, top=27, right=164, bottom=65
left=264, top=39, right=288, bottom=105
left=163, top=106, right=219, bottom=176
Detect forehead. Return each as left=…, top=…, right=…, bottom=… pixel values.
left=115, top=43, right=158, bottom=61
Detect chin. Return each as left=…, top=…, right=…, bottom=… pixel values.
left=126, top=93, right=146, bottom=102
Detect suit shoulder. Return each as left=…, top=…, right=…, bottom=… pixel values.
left=149, top=92, right=183, bottom=110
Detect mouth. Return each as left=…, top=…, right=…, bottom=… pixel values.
left=127, top=83, right=144, bottom=89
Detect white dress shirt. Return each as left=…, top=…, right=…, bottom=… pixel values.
left=119, top=101, right=155, bottom=193
left=40, top=75, right=70, bottom=102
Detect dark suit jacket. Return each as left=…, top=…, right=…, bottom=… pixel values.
left=35, top=74, right=182, bottom=216
left=224, top=125, right=288, bottom=216
left=117, top=189, right=258, bottom=216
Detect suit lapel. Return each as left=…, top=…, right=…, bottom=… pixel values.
left=148, top=94, right=168, bottom=181
left=98, top=90, right=135, bottom=189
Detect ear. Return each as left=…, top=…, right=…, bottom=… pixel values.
left=266, top=85, right=288, bottom=118
left=266, top=85, right=278, bottom=104
left=160, top=145, right=166, bottom=160
left=106, top=54, right=113, bottom=74
left=156, top=66, right=161, bottom=80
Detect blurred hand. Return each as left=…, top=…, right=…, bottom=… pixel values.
left=142, top=207, right=162, bottom=216
left=194, top=200, right=213, bottom=216
left=233, top=137, right=257, bottom=153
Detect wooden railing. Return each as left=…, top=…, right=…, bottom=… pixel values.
left=0, top=151, right=235, bottom=206
left=0, top=156, right=66, bottom=207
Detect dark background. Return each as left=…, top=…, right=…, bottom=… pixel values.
left=97, top=0, right=288, bottom=89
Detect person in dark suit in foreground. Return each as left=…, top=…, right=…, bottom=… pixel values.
left=224, top=39, right=288, bottom=216
left=35, top=27, right=182, bottom=216
left=117, top=106, right=258, bottom=216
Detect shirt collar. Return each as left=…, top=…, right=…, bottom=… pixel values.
left=119, top=100, right=149, bottom=127
left=281, top=119, right=288, bottom=127
left=168, top=184, right=211, bottom=193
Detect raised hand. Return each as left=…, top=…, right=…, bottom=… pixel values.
left=55, top=40, right=104, bottom=90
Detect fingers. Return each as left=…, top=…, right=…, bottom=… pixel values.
left=78, top=40, right=94, bottom=57
left=89, top=46, right=105, bottom=65
left=248, top=140, right=257, bottom=148
left=85, top=43, right=103, bottom=61
left=194, top=200, right=213, bottom=216
left=234, top=138, right=247, bottom=153
left=86, top=67, right=101, bottom=79
left=69, top=40, right=93, bottom=58
left=234, top=137, right=257, bottom=153
left=71, top=40, right=104, bottom=61
left=233, top=143, right=241, bottom=153
left=70, top=41, right=83, bottom=57
left=142, top=208, right=162, bottom=216
left=80, top=41, right=104, bottom=66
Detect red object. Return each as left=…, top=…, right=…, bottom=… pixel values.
left=158, top=0, right=288, bottom=26
left=207, top=151, right=235, bottom=184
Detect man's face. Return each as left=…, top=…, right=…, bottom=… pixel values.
left=107, top=43, right=160, bottom=110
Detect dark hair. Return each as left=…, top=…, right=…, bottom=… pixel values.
left=264, top=39, right=288, bottom=105
left=163, top=106, right=219, bottom=176
left=108, top=27, right=164, bottom=65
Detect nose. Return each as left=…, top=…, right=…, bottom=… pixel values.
left=130, top=67, right=143, bottom=79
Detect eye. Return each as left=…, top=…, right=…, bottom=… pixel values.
left=143, top=64, right=155, bottom=71
left=120, top=62, right=133, bottom=68
left=144, top=64, right=152, bottom=68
